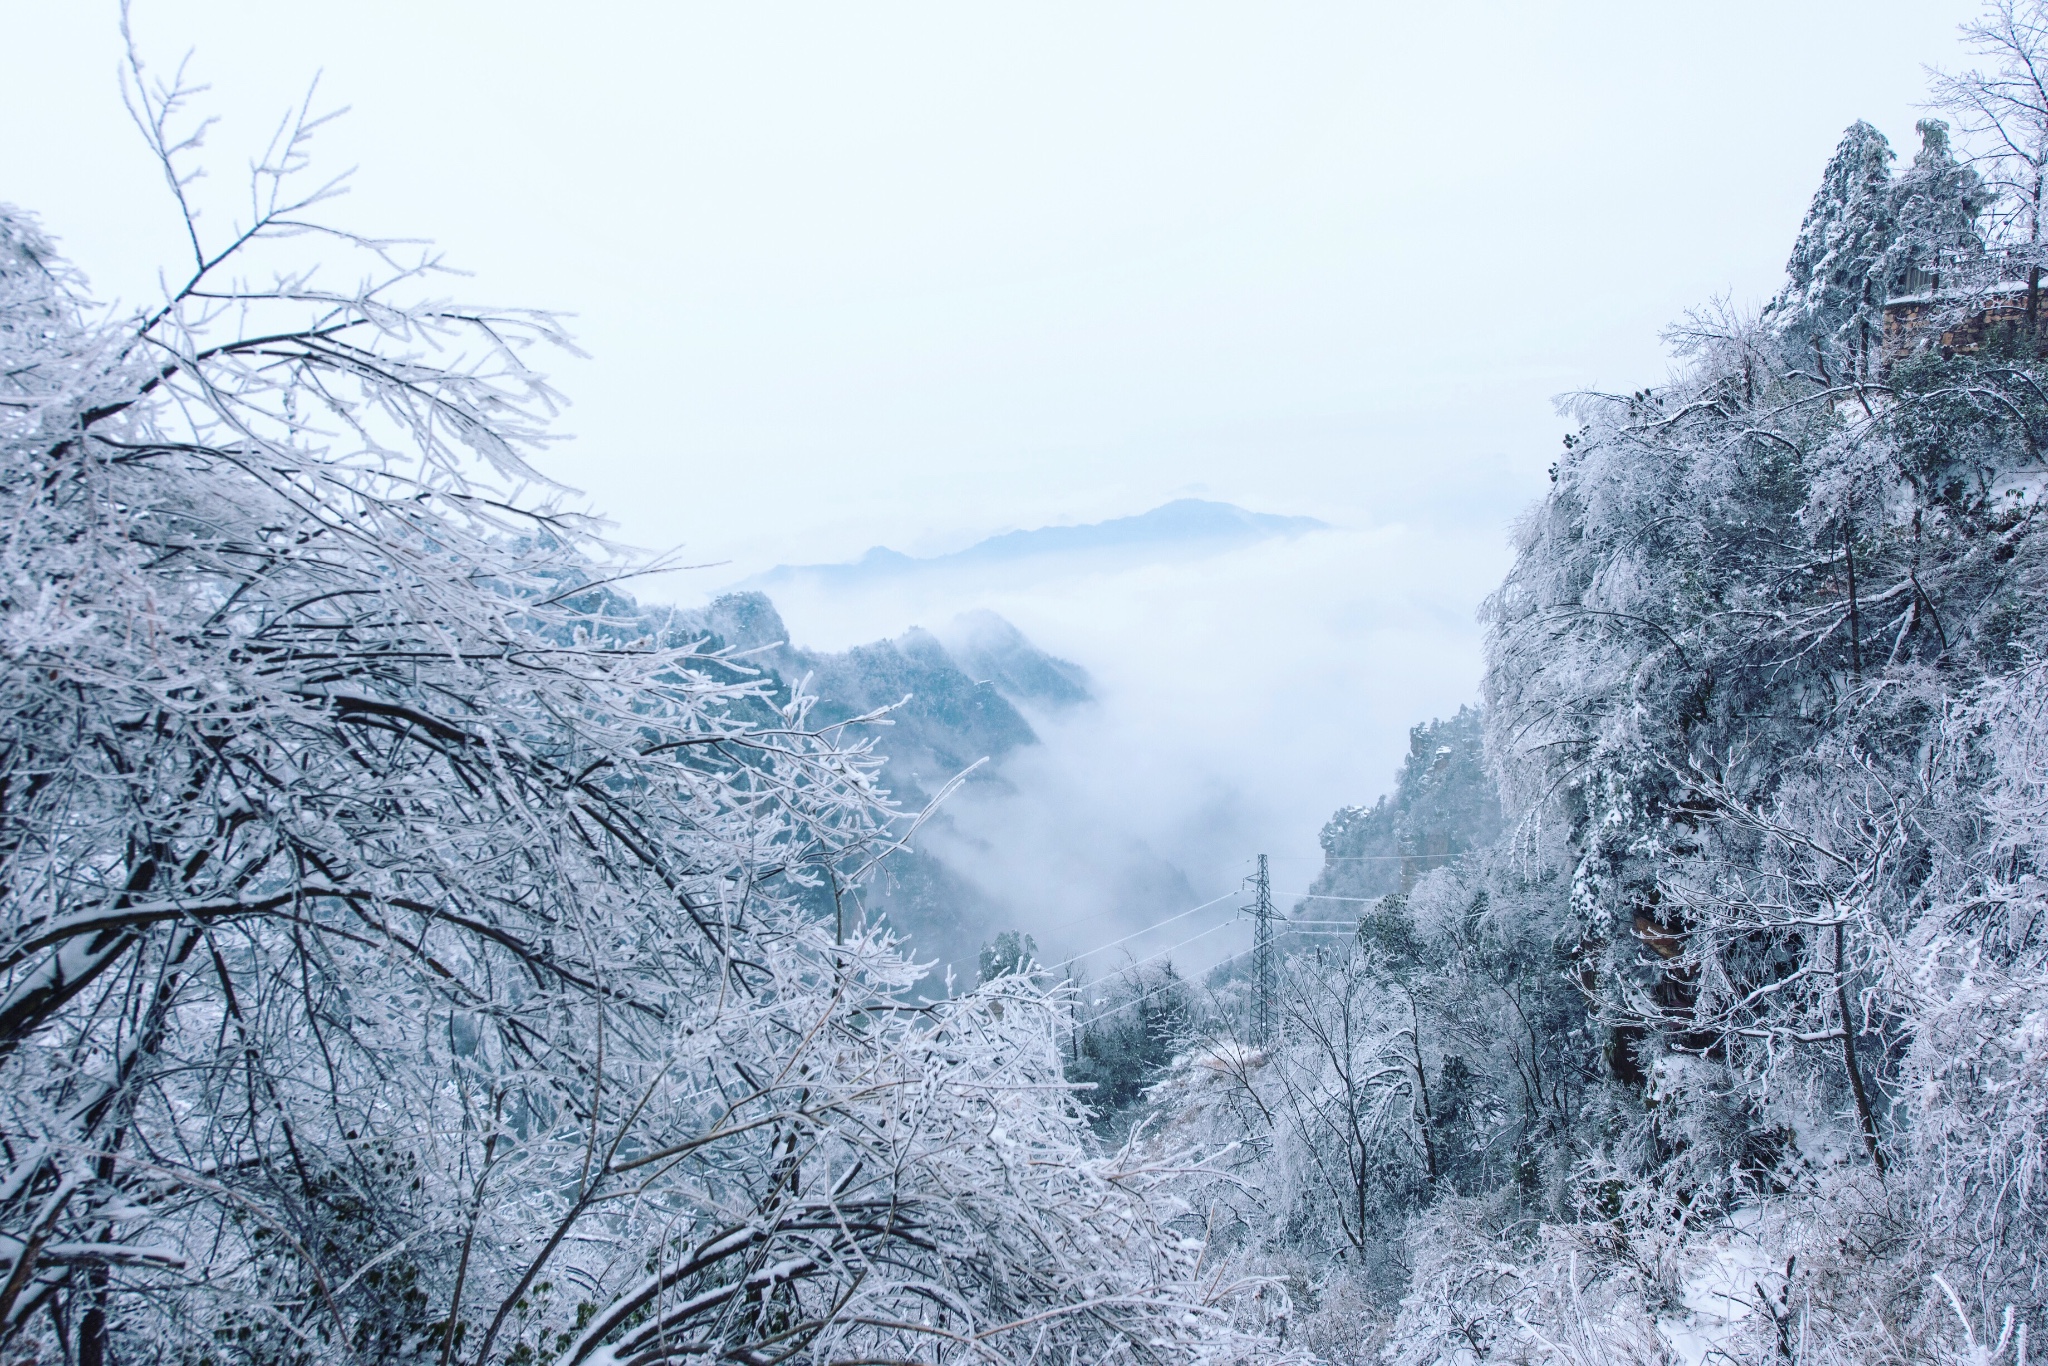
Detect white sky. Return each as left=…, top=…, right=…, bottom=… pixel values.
left=0, top=1, right=1994, bottom=961
left=2, top=1, right=1980, bottom=573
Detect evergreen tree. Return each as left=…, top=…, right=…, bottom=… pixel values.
left=1769, top=120, right=1898, bottom=375
left=1885, top=117, right=1988, bottom=294
left=977, top=928, right=1040, bottom=983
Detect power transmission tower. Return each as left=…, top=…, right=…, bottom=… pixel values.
left=1249, top=854, right=1275, bottom=1047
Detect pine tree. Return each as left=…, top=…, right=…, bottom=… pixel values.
left=1769, top=120, right=1898, bottom=376
left=1885, top=117, right=1988, bottom=295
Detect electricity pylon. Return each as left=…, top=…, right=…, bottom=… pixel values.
left=1249, top=854, right=1275, bottom=1047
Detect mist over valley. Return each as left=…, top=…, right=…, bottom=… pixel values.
left=7, top=4, right=2044, bottom=1363
left=695, top=499, right=1504, bottom=984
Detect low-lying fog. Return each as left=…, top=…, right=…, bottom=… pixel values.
left=719, top=509, right=1512, bottom=977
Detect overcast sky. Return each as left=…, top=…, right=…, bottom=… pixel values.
left=3, top=1, right=1983, bottom=574
left=0, top=2, right=1998, bottom=959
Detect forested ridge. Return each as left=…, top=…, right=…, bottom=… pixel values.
left=9, top=7, right=2048, bottom=1366
left=1066, top=8, right=2048, bottom=1361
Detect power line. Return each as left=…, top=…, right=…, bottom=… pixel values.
left=1040, top=865, right=1413, bottom=969
left=1081, top=916, right=1244, bottom=994
left=1076, top=940, right=1259, bottom=1031
left=1072, top=921, right=1395, bottom=1032
left=1032, top=884, right=1228, bottom=942
left=1087, top=918, right=1359, bottom=991
left=1058, top=888, right=1238, bottom=965
left=1067, top=857, right=1415, bottom=1038
left=1269, top=853, right=1462, bottom=863
left=1074, top=927, right=1368, bottom=1035
left=1034, top=857, right=1412, bottom=997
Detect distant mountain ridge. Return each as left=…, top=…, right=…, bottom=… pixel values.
left=745, top=499, right=1326, bottom=591
left=650, top=592, right=1090, bottom=808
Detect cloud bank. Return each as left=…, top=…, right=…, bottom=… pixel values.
left=740, top=508, right=1512, bottom=975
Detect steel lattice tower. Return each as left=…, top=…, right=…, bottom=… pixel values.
left=1250, top=854, right=1275, bottom=1047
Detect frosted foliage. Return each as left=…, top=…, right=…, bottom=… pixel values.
left=1764, top=114, right=1988, bottom=379
left=1127, top=862, right=1595, bottom=1365
left=1771, top=120, right=1900, bottom=361
left=1385, top=43, right=2048, bottom=1354
left=1458, top=331, right=2048, bottom=1357
left=1107, top=14, right=2048, bottom=1363
left=1902, top=667, right=2048, bottom=1299
left=0, top=63, right=1290, bottom=1366
left=1930, top=0, right=2048, bottom=261
left=1887, top=119, right=1988, bottom=292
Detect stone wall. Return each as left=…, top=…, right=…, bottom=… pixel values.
left=1884, top=284, right=2047, bottom=359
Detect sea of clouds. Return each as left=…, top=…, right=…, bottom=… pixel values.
left=749, top=516, right=1511, bottom=973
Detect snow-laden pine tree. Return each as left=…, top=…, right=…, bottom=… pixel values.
left=0, top=59, right=1292, bottom=1366
left=1885, top=119, right=1988, bottom=295
left=1767, top=120, right=1899, bottom=374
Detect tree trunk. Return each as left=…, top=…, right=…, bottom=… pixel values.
left=76, top=1266, right=108, bottom=1366
left=1835, top=922, right=1885, bottom=1174
left=1845, top=523, right=1862, bottom=682
left=1407, top=999, right=1439, bottom=1187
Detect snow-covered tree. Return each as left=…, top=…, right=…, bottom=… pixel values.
left=1161, top=19, right=2048, bottom=1353
left=0, top=48, right=1291, bottom=1366
left=1461, top=109, right=2048, bottom=1357
left=1768, top=120, right=1898, bottom=374
left=1885, top=118, right=1989, bottom=295
left=1931, top=0, right=2048, bottom=324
